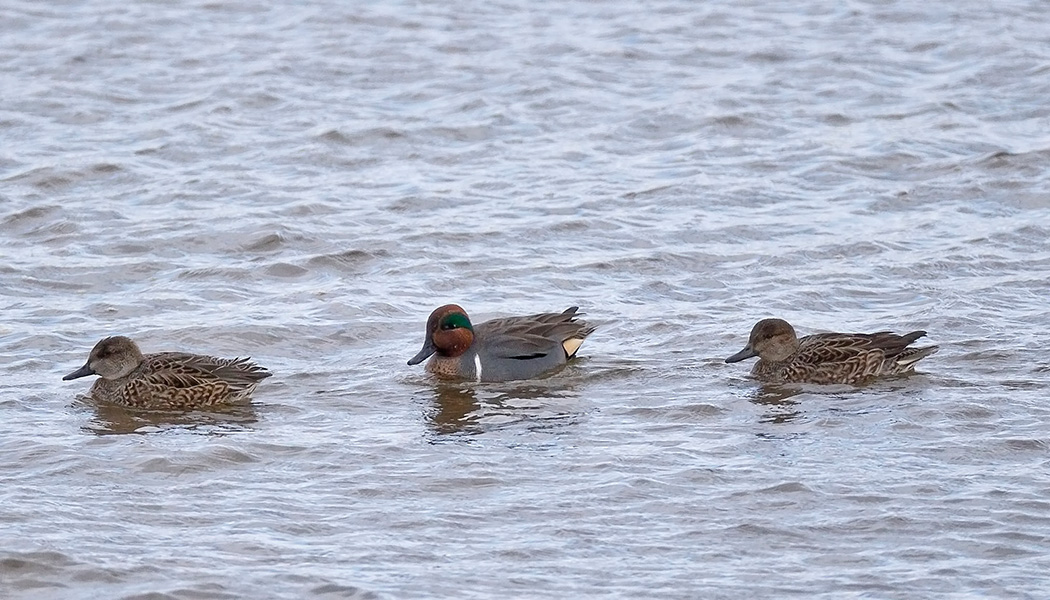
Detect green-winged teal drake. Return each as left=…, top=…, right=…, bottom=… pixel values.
left=408, top=305, right=595, bottom=382
left=725, top=318, right=938, bottom=384
left=63, top=336, right=272, bottom=409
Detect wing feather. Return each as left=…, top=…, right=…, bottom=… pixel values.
left=475, top=308, right=595, bottom=360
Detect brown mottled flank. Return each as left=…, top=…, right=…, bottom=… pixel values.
left=64, top=336, right=272, bottom=410
left=726, top=318, right=939, bottom=385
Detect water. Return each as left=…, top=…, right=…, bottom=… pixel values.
left=3, top=0, right=1050, bottom=597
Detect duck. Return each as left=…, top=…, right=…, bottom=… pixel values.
left=725, top=318, right=937, bottom=384
left=408, top=305, right=595, bottom=382
left=63, top=336, right=272, bottom=409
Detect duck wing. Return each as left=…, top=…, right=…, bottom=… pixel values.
left=476, top=308, right=595, bottom=360
left=144, top=352, right=272, bottom=387
left=793, top=331, right=932, bottom=383
left=798, top=331, right=928, bottom=361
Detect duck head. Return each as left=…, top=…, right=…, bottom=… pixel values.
left=63, top=336, right=145, bottom=381
left=725, top=318, right=799, bottom=363
left=408, top=304, right=475, bottom=365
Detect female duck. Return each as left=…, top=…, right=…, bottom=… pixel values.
left=725, top=318, right=937, bottom=384
left=408, top=305, right=595, bottom=382
left=63, top=336, right=271, bottom=409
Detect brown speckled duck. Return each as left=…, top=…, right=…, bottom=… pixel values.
left=725, top=318, right=938, bottom=384
left=63, top=336, right=271, bottom=409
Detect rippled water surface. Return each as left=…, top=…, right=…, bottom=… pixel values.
left=3, top=0, right=1050, bottom=598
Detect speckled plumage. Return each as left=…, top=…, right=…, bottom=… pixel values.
left=408, top=305, right=595, bottom=382
left=63, top=336, right=271, bottom=409
left=725, top=318, right=938, bottom=384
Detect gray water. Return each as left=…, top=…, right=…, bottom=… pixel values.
left=3, top=0, right=1050, bottom=598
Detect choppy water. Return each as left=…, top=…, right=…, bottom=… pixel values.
left=3, top=0, right=1050, bottom=598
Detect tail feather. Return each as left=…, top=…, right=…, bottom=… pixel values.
left=896, top=345, right=938, bottom=367
left=562, top=326, right=596, bottom=358
left=897, top=330, right=928, bottom=347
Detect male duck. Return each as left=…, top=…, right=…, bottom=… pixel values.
left=63, top=336, right=272, bottom=409
left=408, top=305, right=595, bottom=382
left=725, top=318, right=937, bottom=384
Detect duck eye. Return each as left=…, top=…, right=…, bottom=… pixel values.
left=441, top=323, right=457, bottom=330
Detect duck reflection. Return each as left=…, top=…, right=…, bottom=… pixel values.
left=749, top=384, right=805, bottom=424
left=427, top=384, right=482, bottom=434
left=424, top=381, right=584, bottom=436
left=80, top=397, right=258, bottom=435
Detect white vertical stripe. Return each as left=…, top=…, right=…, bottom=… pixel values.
left=474, top=354, right=482, bottom=382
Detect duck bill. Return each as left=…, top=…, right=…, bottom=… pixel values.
left=63, top=364, right=96, bottom=380
left=725, top=346, right=757, bottom=363
left=407, top=338, right=436, bottom=365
